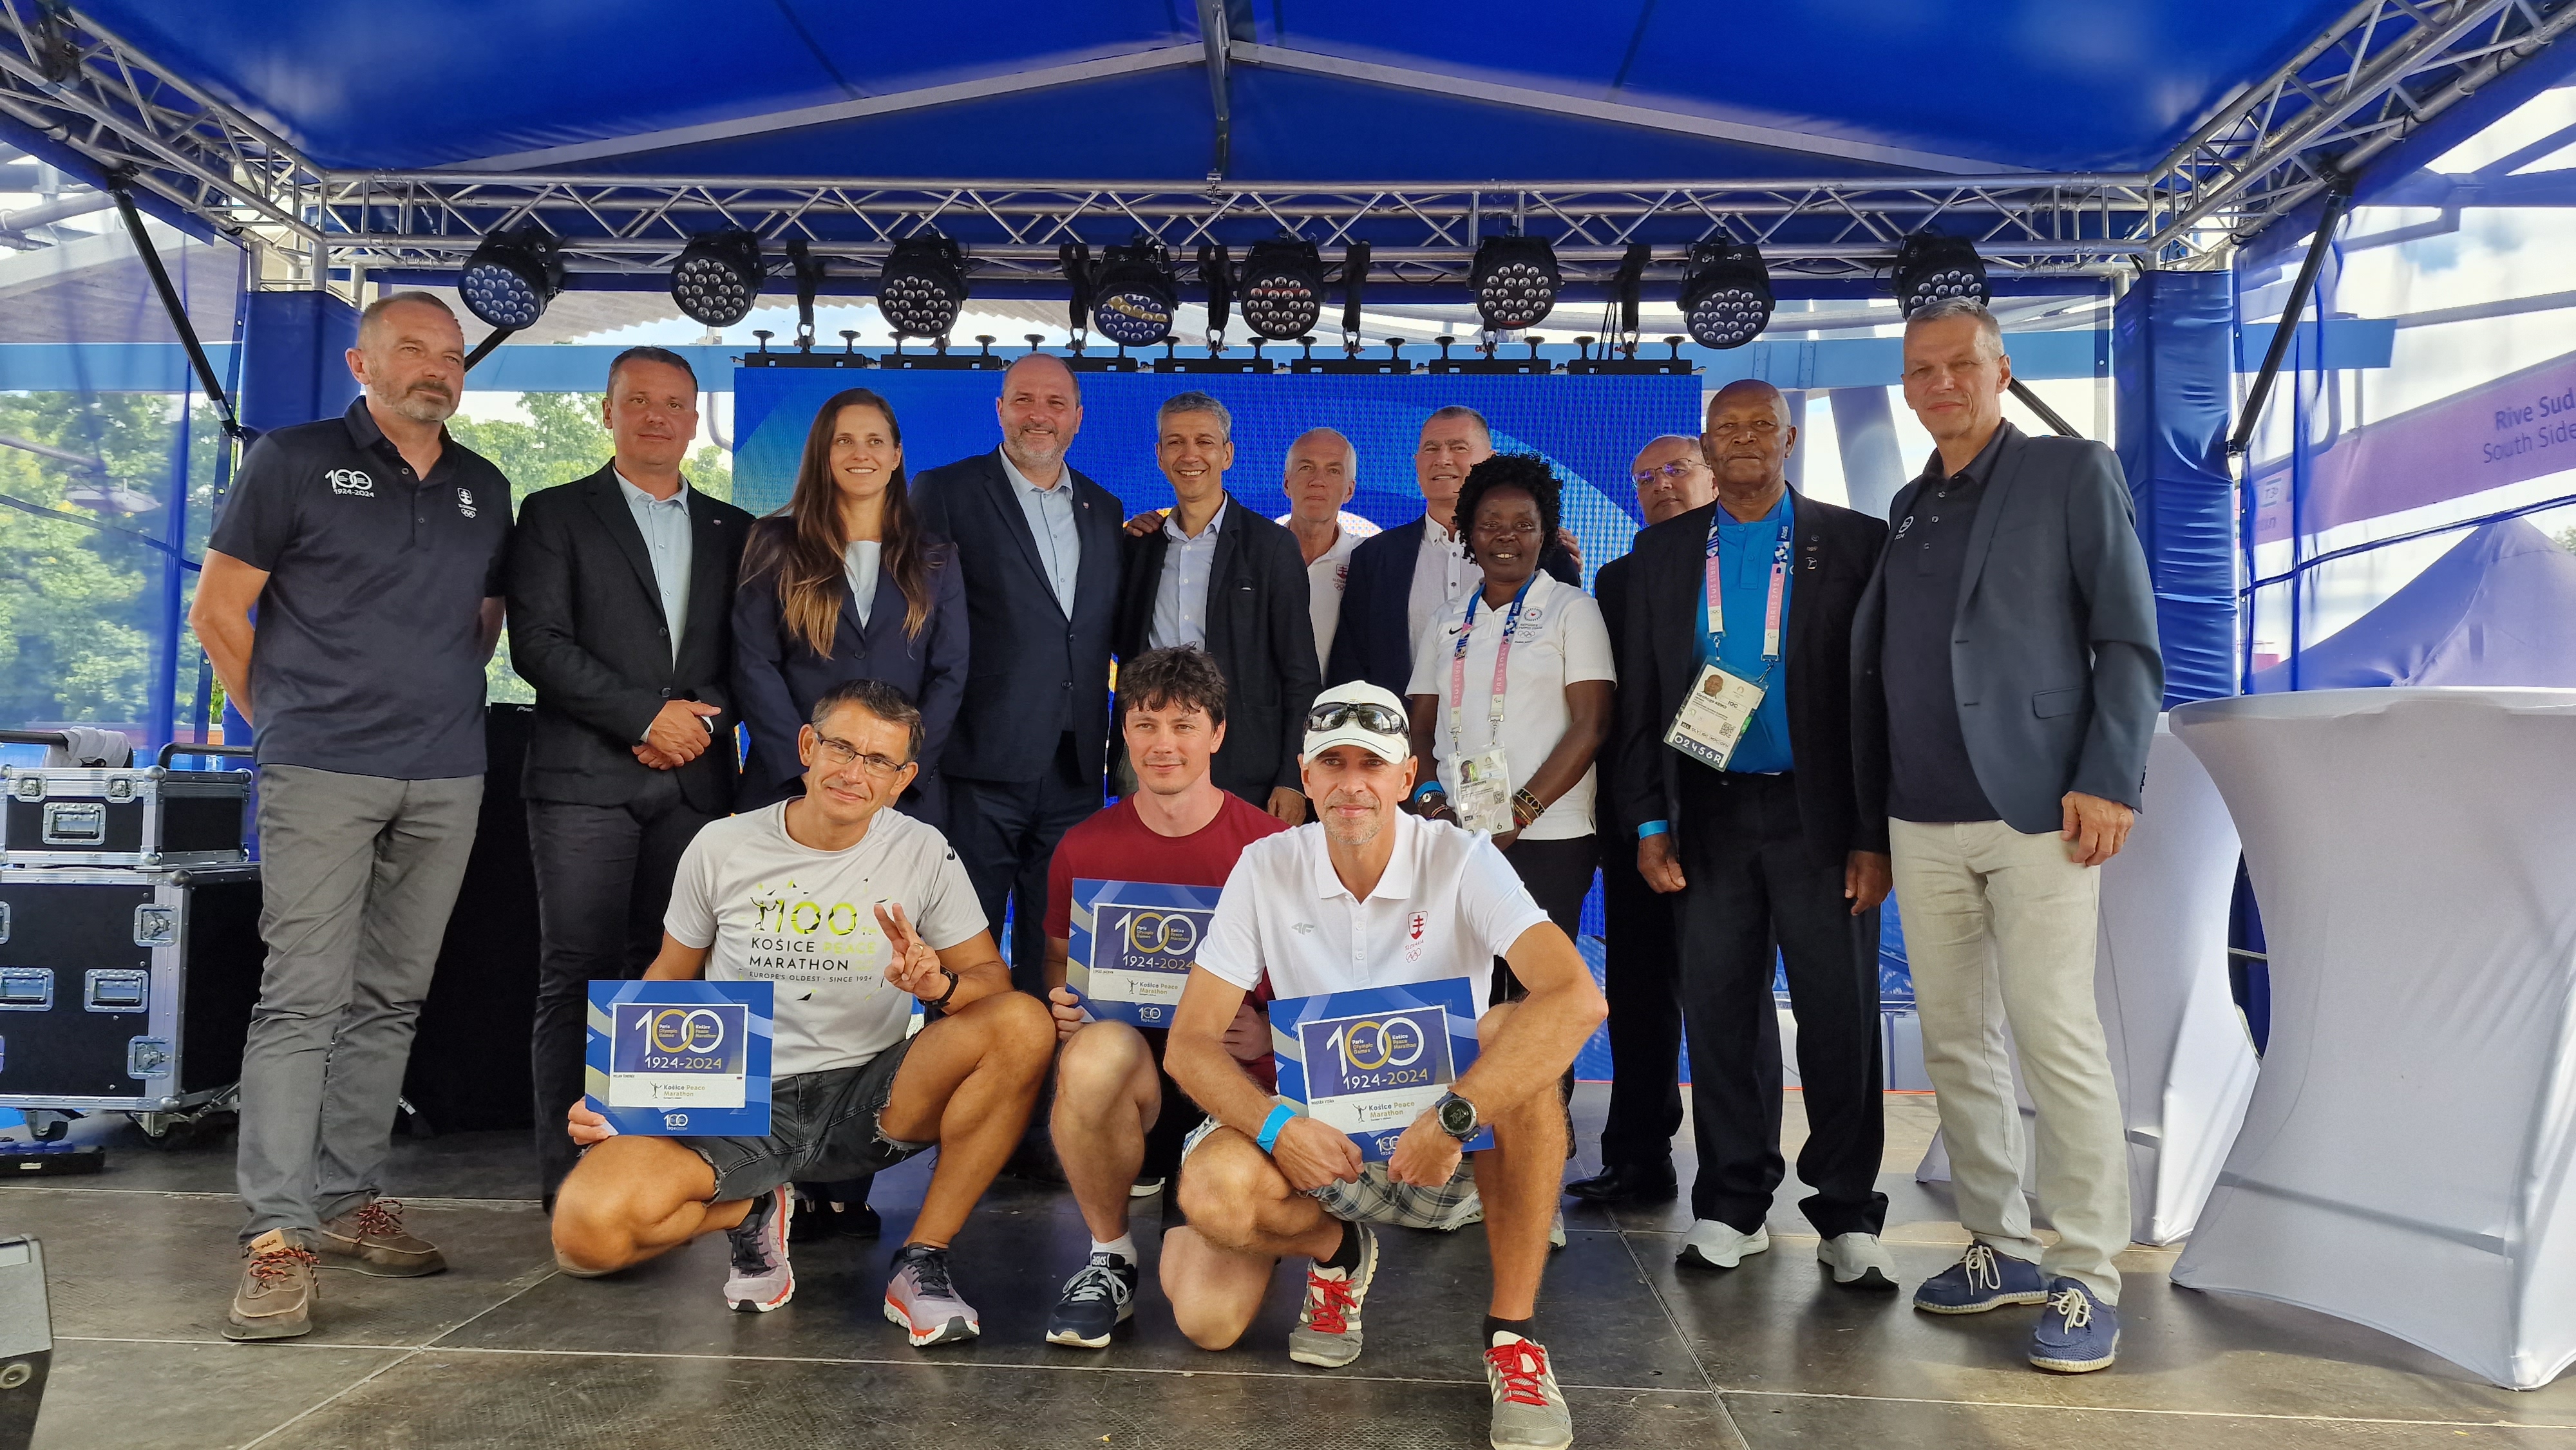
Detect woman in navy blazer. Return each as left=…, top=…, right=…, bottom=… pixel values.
left=732, top=387, right=967, bottom=824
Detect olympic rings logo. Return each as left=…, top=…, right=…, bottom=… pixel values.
left=1329, top=1015, right=1428, bottom=1072
left=1118, top=909, right=1204, bottom=957
left=647, top=1008, right=728, bottom=1054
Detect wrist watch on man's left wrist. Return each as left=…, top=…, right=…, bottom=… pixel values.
left=1433, top=1091, right=1481, bottom=1142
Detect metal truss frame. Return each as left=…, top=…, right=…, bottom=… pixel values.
left=0, top=0, right=2564, bottom=297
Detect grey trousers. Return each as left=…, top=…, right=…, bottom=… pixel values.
left=236, top=764, right=482, bottom=1243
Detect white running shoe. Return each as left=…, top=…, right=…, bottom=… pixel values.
left=1676, top=1219, right=1769, bottom=1270
left=1817, top=1232, right=1899, bottom=1290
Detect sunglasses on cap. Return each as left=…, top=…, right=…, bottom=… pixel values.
left=1306, top=701, right=1407, bottom=736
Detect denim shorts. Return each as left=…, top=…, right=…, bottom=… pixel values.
left=680, top=1035, right=931, bottom=1204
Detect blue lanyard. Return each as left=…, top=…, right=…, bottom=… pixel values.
left=1704, top=513, right=1792, bottom=666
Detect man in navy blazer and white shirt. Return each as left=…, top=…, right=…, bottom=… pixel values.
left=913, top=353, right=1125, bottom=993
left=1325, top=406, right=1578, bottom=695
left=1852, top=297, right=2161, bottom=1376
left=507, top=346, right=754, bottom=1204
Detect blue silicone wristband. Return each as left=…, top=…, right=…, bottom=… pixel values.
left=1256, top=1102, right=1296, bottom=1154
left=1637, top=820, right=1671, bottom=838
left=1410, top=780, right=1444, bottom=802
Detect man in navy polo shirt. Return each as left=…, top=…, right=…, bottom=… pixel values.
left=191, top=290, right=512, bottom=1342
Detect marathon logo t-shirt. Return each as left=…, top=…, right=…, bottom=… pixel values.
left=664, top=803, right=986, bottom=1079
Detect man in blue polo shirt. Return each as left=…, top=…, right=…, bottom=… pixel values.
left=191, top=290, right=513, bottom=1341
left=1609, top=380, right=1895, bottom=1290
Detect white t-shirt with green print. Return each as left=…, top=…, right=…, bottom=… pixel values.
left=664, top=802, right=987, bottom=1078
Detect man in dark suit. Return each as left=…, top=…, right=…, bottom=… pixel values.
left=506, top=345, right=754, bottom=1203
left=1564, top=434, right=1710, bottom=1207
left=1853, top=298, right=2160, bottom=1374
left=1324, top=406, right=1577, bottom=694
left=913, top=353, right=1125, bottom=994
left=1613, top=380, right=1894, bottom=1290
left=1112, top=391, right=1318, bottom=823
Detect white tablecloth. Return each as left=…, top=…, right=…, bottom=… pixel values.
left=1915, top=719, right=2258, bottom=1246
left=2172, top=687, right=2576, bottom=1391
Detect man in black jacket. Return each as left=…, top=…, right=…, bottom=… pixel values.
left=1613, top=380, right=1895, bottom=1290
left=507, top=346, right=753, bottom=1203
left=1113, top=391, right=1318, bottom=823
left=1565, top=433, right=1711, bottom=1207
left=913, top=353, right=1125, bottom=993
left=1325, top=406, right=1577, bottom=694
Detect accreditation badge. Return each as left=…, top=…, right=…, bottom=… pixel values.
left=1067, top=879, right=1220, bottom=1028
left=1270, top=977, right=1493, bottom=1160
left=1664, top=660, right=1766, bottom=772
left=584, top=980, right=773, bottom=1136
left=1450, top=748, right=1515, bottom=835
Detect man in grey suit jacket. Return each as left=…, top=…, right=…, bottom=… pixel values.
left=1851, top=298, right=2161, bottom=1376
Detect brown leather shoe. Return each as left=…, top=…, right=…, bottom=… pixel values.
left=317, top=1198, right=446, bottom=1277
left=225, top=1230, right=318, bottom=1341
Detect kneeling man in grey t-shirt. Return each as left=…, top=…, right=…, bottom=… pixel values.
left=551, top=679, right=1055, bottom=1348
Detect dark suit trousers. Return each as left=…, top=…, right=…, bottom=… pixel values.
left=1598, top=834, right=1686, bottom=1169
left=1674, top=767, right=1887, bottom=1238
left=526, top=772, right=717, bottom=1198
left=949, top=731, right=1100, bottom=995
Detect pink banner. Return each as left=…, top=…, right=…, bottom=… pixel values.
left=2254, top=347, right=2576, bottom=543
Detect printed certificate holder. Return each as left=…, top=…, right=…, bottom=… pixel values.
left=585, top=980, right=774, bottom=1137
left=1271, top=977, right=1493, bottom=1160
left=1066, top=878, right=1222, bottom=1028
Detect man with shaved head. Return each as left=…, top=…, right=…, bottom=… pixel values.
left=1564, top=435, right=1712, bottom=1205
left=1281, top=426, right=1365, bottom=673
left=913, top=352, right=1126, bottom=994
left=194, top=288, right=513, bottom=1340
left=1609, top=379, right=1897, bottom=1292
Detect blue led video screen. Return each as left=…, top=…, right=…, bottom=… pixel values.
left=732, top=366, right=1703, bottom=581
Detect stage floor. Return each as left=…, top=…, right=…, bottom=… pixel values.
left=8, top=1088, right=2571, bottom=1449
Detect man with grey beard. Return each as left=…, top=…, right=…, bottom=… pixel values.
left=193, top=290, right=512, bottom=1341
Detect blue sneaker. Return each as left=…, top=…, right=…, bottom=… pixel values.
left=2029, top=1278, right=2119, bottom=1373
left=1912, top=1242, right=2047, bottom=1315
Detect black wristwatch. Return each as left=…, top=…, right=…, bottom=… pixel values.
left=1434, top=1091, right=1481, bottom=1142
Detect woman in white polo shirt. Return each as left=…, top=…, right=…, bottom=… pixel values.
left=1404, top=454, right=1615, bottom=1001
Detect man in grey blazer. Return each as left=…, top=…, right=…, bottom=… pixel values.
left=1851, top=297, right=2161, bottom=1376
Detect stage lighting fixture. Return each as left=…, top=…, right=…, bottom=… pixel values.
left=878, top=234, right=969, bottom=340
left=1470, top=234, right=1559, bottom=331
left=670, top=229, right=764, bottom=328
left=459, top=223, right=563, bottom=330
left=1680, top=241, right=1774, bottom=350
left=1091, top=240, right=1178, bottom=349
left=1892, top=233, right=1989, bottom=316
left=1238, top=238, right=1324, bottom=341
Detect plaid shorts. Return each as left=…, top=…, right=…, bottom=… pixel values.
left=1180, top=1114, right=1483, bottom=1232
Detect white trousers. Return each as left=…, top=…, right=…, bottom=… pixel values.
left=1889, top=818, right=2130, bottom=1301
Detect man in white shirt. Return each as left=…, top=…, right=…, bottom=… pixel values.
left=1282, top=427, right=1364, bottom=673
left=1161, top=682, right=1607, bottom=1450
left=550, top=679, right=1055, bottom=1348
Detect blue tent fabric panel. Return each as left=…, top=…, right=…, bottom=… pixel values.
left=2114, top=269, right=2238, bottom=707
left=2251, top=520, right=2576, bottom=691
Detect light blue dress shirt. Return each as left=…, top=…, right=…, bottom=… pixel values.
left=1700, top=490, right=1796, bottom=775
left=616, top=470, right=694, bottom=663
left=1148, top=499, right=1226, bottom=649
left=998, top=448, right=1080, bottom=616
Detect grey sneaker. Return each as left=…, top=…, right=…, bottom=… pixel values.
left=884, top=1244, right=981, bottom=1346
left=316, top=1198, right=445, bottom=1277
left=723, top=1190, right=793, bottom=1313
left=1287, top=1222, right=1377, bottom=1368
left=1484, top=1332, right=1575, bottom=1449
left=223, top=1230, right=318, bottom=1341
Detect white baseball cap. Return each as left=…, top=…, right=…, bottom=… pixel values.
left=1302, top=681, right=1412, bottom=764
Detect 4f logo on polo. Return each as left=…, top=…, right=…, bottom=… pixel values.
left=608, top=1001, right=748, bottom=1109
left=456, top=487, right=478, bottom=518
left=326, top=468, right=374, bottom=497
left=1405, top=910, right=1428, bottom=963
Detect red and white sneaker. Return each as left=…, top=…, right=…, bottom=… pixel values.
left=1287, top=1222, right=1377, bottom=1368
left=1484, top=1331, right=1573, bottom=1449
left=723, top=1191, right=793, bottom=1313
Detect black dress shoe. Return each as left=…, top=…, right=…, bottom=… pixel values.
left=1564, top=1162, right=1679, bottom=1204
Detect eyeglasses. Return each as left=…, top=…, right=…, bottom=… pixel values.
left=1631, top=459, right=1705, bottom=489
left=1307, top=701, right=1408, bottom=737
left=814, top=734, right=913, bottom=779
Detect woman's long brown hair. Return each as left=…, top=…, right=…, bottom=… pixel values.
left=748, top=388, right=935, bottom=657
